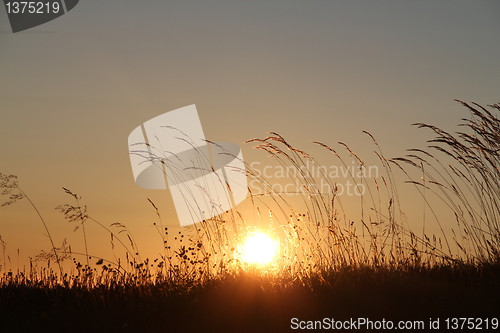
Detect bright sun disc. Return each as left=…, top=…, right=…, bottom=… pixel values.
left=240, top=232, right=278, bottom=265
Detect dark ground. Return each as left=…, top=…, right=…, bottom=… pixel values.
left=1, top=265, right=499, bottom=332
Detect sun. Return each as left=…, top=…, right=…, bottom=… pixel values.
left=239, top=232, right=279, bottom=266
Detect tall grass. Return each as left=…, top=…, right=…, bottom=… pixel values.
left=392, top=100, right=500, bottom=263
left=0, top=100, right=499, bottom=290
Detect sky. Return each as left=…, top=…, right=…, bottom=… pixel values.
left=1, top=1, right=499, bottom=267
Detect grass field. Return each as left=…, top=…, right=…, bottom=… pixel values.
left=1, top=101, right=499, bottom=332
left=1, top=264, right=499, bottom=332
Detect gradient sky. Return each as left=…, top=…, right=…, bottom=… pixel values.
left=1, top=1, right=499, bottom=266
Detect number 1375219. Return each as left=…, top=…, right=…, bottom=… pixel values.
left=445, top=318, right=498, bottom=330
left=5, top=2, right=61, bottom=14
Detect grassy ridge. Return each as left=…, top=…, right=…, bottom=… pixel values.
left=1, top=100, right=500, bottom=332
left=0, top=264, right=499, bottom=332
